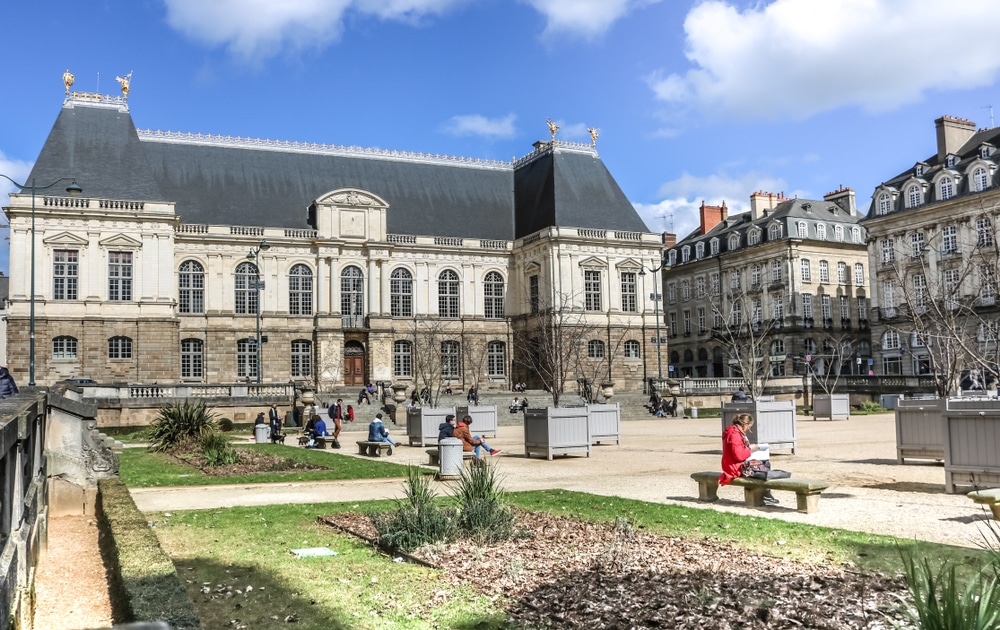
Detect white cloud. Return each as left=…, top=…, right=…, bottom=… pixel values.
left=650, top=0, right=1000, bottom=120
left=441, top=113, right=517, bottom=139
left=521, top=0, right=659, bottom=38
left=162, top=0, right=467, bottom=60
left=0, top=153, right=33, bottom=204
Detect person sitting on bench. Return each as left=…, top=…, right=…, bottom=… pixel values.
left=438, top=414, right=456, bottom=441
left=721, top=413, right=777, bottom=505
left=367, top=412, right=397, bottom=455
left=306, top=414, right=329, bottom=448
left=454, top=415, right=501, bottom=458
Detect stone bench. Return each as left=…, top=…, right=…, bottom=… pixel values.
left=967, top=488, right=1000, bottom=520
left=425, top=448, right=476, bottom=467
left=356, top=440, right=393, bottom=457
left=691, top=471, right=829, bottom=514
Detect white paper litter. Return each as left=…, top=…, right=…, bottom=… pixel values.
left=290, top=547, right=339, bottom=557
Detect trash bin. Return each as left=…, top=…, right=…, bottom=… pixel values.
left=254, top=423, right=269, bottom=444
left=438, top=437, right=464, bottom=479
left=690, top=407, right=698, bottom=419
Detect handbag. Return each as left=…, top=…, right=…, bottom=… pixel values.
left=742, top=458, right=771, bottom=480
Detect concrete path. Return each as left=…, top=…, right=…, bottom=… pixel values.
left=129, top=413, right=995, bottom=549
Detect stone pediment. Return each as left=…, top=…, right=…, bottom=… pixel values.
left=615, top=258, right=642, bottom=271
left=98, top=233, right=143, bottom=249
left=42, top=231, right=88, bottom=247
left=524, top=261, right=541, bottom=274
left=317, top=188, right=389, bottom=209
left=578, top=256, right=608, bottom=269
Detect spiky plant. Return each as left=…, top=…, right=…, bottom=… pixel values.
left=147, top=400, right=219, bottom=452
left=454, top=461, right=514, bottom=545
left=894, top=552, right=1000, bottom=630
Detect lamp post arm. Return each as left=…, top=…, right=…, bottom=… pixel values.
left=0, top=174, right=79, bottom=194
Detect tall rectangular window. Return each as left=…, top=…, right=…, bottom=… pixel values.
left=710, top=272, right=720, bottom=295
left=237, top=338, right=258, bottom=379
left=978, top=217, right=995, bottom=247
left=802, top=293, right=813, bottom=318
left=683, top=310, right=691, bottom=334
left=819, top=261, right=830, bottom=283
left=942, top=225, right=958, bottom=254
left=484, top=272, right=506, bottom=319
left=108, top=251, right=133, bottom=301
left=53, top=249, right=79, bottom=300
left=840, top=296, right=849, bottom=319
left=880, top=239, right=895, bottom=264
left=837, top=262, right=847, bottom=284
left=441, top=341, right=460, bottom=378
left=180, top=339, right=204, bottom=379
left=854, top=263, right=865, bottom=285
left=529, top=274, right=539, bottom=314
left=390, top=268, right=413, bottom=317
left=584, top=270, right=602, bottom=311
left=487, top=341, right=506, bottom=377
left=857, top=297, right=867, bottom=320
left=771, top=259, right=782, bottom=283
left=178, top=260, right=205, bottom=314
left=695, top=277, right=706, bottom=299
left=772, top=293, right=784, bottom=320
left=620, top=272, right=637, bottom=312
left=291, top=340, right=312, bottom=377
left=698, top=307, right=706, bottom=332
left=821, top=295, right=831, bottom=319
left=437, top=270, right=460, bottom=318
left=910, top=232, right=925, bottom=258
left=393, top=340, right=412, bottom=377
left=800, top=259, right=811, bottom=283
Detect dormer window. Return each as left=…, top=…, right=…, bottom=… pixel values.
left=728, top=234, right=740, bottom=250
left=797, top=221, right=807, bottom=238
left=915, top=164, right=925, bottom=177
left=816, top=223, right=827, bottom=240
left=906, top=184, right=922, bottom=208
left=946, top=155, right=959, bottom=168
left=939, top=176, right=955, bottom=201
left=834, top=225, right=844, bottom=241
left=747, top=229, right=761, bottom=246
left=876, top=192, right=892, bottom=215
left=681, top=246, right=690, bottom=263
left=982, top=145, right=992, bottom=159
left=973, top=166, right=990, bottom=192
left=667, top=250, right=677, bottom=266
left=709, top=238, right=719, bottom=255
left=695, top=242, right=705, bottom=259
left=851, top=227, right=861, bottom=243
left=768, top=223, right=782, bottom=240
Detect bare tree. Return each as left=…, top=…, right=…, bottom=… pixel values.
left=577, top=318, right=634, bottom=403
left=410, top=319, right=460, bottom=408
left=808, top=331, right=858, bottom=396
left=461, top=335, right=490, bottom=396
left=709, top=288, right=780, bottom=399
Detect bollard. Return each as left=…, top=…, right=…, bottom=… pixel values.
left=438, top=437, right=464, bottom=480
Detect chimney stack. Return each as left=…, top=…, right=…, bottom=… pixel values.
left=699, top=200, right=728, bottom=235
left=662, top=232, right=677, bottom=248
left=749, top=190, right=784, bottom=220
left=824, top=185, right=856, bottom=216
left=935, top=115, right=976, bottom=162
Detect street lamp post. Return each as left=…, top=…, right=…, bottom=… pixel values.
left=0, top=175, right=82, bottom=386
left=638, top=261, right=668, bottom=383
left=246, top=239, right=271, bottom=384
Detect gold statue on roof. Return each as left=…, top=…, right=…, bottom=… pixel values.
left=62, top=69, right=74, bottom=95
left=546, top=119, right=559, bottom=141
left=587, top=127, right=600, bottom=147
left=115, top=71, right=133, bottom=101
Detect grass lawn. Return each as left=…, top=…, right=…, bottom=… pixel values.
left=120, top=444, right=419, bottom=487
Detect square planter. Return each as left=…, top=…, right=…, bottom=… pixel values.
left=523, top=407, right=591, bottom=460
left=813, top=394, right=851, bottom=421
left=894, top=399, right=945, bottom=464
left=455, top=405, right=498, bottom=438
left=587, top=403, right=621, bottom=445
left=405, top=406, right=456, bottom=447
left=721, top=400, right=797, bottom=453
left=943, top=398, right=1000, bottom=493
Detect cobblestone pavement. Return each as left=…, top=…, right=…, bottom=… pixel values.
left=129, top=413, right=993, bottom=549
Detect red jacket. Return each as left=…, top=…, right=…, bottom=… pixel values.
left=720, top=424, right=752, bottom=486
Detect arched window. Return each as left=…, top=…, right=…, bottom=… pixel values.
left=681, top=246, right=691, bottom=262
left=697, top=348, right=709, bottom=362
left=882, top=330, right=900, bottom=350
left=291, top=340, right=312, bottom=377
left=288, top=264, right=313, bottom=315
left=906, top=185, right=922, bottom=208
left=438, top=269, right=460, bottom=318
left=235, top=262, right=258, bottom=315
left=587, top=340, right=606, bottom=359
left=729, top=234, right=740, bottom=250
left=859, top=340, right=871, bottom=356
left=973, top=166, right=989, bottom=193
left=695, top=242, right=705, bottom=259
left=341, top=266, right=365, bottom=327
left=834, top=225, right=844, bottom=241
left=816, top=224, right=827, bottom=240
left=237, top=338, right=258, bottom=379
left=709, top=238, right=719, bottom=255
left=180, top=338, right=204, bottom=379
left=819, top=260, right=830, bottom=283
left=683, top=349, right=694, bottom=362
left=670, top=351, right=680, bottom=363
left=487, top=341, right=506, bottom=376
left=854, top=263, right=865, bottom=285
left=804, top=338, right=816, bottom=354
left=390, top=268, right=413, bottom=317
left=108, top=336, right=132, bottom=360
left=624, top=340, right=640, bottom=359
left=393, top=340, right=412, bottom=377
left=939, top=176, right=955, bottom=200
left=797, top=221, right=807, bottom=238
left=178, top=260, right=205, bottom=314
left=668, top=250, right=677, bottom=266
left=748, top=229, right=761, bottom=246
left=800, top=259, right=811, bottom=282
left=441, top=341, right=460, bottom=378
left=484, top=271, right=505, bottom=319
left=768, top=223, right=782, bottom=240
left=877, top=192, right=892, bottom=215
left=851, top=227, right=861, bottom=243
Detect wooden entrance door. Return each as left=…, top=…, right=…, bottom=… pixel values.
left=344, top=342, right=366, bottom=386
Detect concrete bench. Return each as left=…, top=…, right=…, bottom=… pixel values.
left=425, top=448, right=476, bottom=467
left=357, top=440, right=393, bottom=457
left=967, top=488, right=1000, bottom=520
left=691, top=471, right=829, bottom=514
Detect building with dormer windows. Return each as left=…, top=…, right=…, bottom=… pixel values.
left=3, top=90, right=663, bottom=391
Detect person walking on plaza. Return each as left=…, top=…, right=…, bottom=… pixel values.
left=454, top=415, right=500, bottom=458
left=267, top=403, right=282, bottom=440
left=367, top=412, right=397, bottom=454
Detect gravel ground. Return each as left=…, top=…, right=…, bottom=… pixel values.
left=130, top=413, right=995, bottom=549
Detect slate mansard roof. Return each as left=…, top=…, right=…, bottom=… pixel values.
left=25, top=98, right=650, bottom=241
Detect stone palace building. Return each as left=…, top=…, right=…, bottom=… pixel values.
left=3, top=82, right=663, bottom=391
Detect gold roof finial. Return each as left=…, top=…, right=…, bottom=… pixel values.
left=62, top=69, right=75, bottom=95
left=546, top=118, right=559, bottom=142
left=587, top=127, right=600, bottom=147
left=115, top=71, right=133, bottom=101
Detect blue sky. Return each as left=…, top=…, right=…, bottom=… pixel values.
left=5, top=0, right=1000, bottom=274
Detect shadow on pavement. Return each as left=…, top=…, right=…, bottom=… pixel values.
left=845, top=458, right=943, bottom=467
left=862, top=481, right=945, bottom=494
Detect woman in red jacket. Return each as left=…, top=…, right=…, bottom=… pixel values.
left=720, top=414, right=778, bottom=505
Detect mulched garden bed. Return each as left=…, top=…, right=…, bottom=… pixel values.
left=322, top=509, right=909, bottom=629
left=168, top=447, right=328, bottom=477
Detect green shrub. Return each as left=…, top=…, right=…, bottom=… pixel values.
left=216, top=417, right=234, bottom=432
left=147, top=400, right=219, bottom=452
left=97, top=478, right=201, bottom=629
left=454, top=461, right=515, bottom=545
left=370, top=467, right=457, bottom=552
left=859, top=400, right=885, bottom=413
left=200, top=432, right=239, bottom=466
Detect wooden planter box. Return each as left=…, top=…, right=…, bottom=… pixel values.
left=523, top=407, right=591, bottom=460
left=894, top=399, right=945, bottom=464
left=813, top=394, right=851, bottom=421
left=943, top=399, right=1000, bottom=493
left=405, top=407, right=455, bottom=447
left=721, top=400, right=797, bottom=453
left=587, top=403, right=621, bottom=445
left=455, top=405, right=498, bottom=438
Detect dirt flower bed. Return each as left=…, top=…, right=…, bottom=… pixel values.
left=169, top=447, right=327, bottom=477
left=323, top=509, right=909, bottom=629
